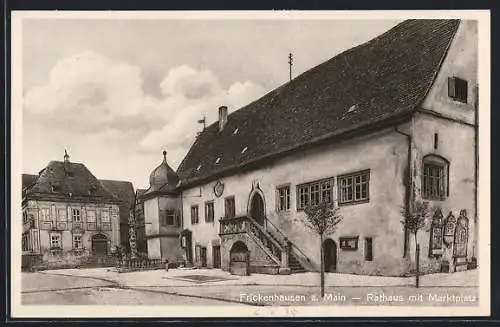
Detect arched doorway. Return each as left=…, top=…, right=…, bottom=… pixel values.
left=229, top=241, right=250, bottom=276
left=92, top=234, right=108, bottom=257
left=250, top=192, right=265, bottom=226
left=323, top=239, right=337, bottom=272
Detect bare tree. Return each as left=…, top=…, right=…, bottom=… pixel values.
left=303, top=200, right=343, bottom=298
left=401, top=200, right=431, bottom=287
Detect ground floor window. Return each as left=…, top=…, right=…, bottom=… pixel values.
left=73, top=234, right=83, bottom=249
left=50, top=233, right=62, bottom=249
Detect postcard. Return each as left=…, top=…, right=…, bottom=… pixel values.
left=11, top=9, right=490, bottom=318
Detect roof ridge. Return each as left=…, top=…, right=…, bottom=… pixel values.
left=172, top=19, right=463, bottom=188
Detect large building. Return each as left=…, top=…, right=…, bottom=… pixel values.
left=22, top=152, right=135, bottom=268
left=144, top=19, right=478, bottom=276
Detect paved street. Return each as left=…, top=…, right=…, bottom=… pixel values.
left=22, top=268, right=479, bottom=306
left=22, top=272, right=242, bottom=305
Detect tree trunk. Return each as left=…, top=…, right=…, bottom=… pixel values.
left=415, top=232, right=420, bottom=288
left=320, top=233, right=325, bottom=298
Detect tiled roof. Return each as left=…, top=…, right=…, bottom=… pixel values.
left=176, top=19, right=460, bottom=188
left=22, top=174, right=37, bottom=190
left=100, top=179, right=135, bottom=224
left=23, top=161, right=121, bottom=204
left=100, top=180, right=135, bottom=207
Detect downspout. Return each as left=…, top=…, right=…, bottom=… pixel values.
left=395, top=121, right=413, bottom=258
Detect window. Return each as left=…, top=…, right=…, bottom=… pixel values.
left=448, top=76, right=468, bottom=103
left=73, top=234, right=82, bottom=249
left=423, top=164, right=443, bottom=199
left=191, top=205, right=199, bottom=224
left=276, top=185, right=291, bottom=211
left=40, top=208, right=50, bottom=221
left=310, top=183, right=321, bottom=206
left=338, top=170, right=370, bottom=205
left=364, top=237, right=373, bottom=261
left=165, top=210, right=176, bottom=226
left=296, top=178, right=334, bottom=210
left=72, top=208, right=81, bottom=222
left=87, top=210, right=96, bottom=222
left=225, top=196, right=235, bottom=218
left=205, top=201, right=215, bottom=222
left=101, top=209, right=110, bottom=223
left=340, top=237, right=359, bottom=250
left=297, top=185, right=309, bottom=210
left=422, top=155, right=449, bottom=200
left=50, top=233, right=61, bottom=249
left=57, top=209, right=67, bottom=221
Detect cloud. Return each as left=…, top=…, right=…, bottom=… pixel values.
left=23, top=50, right=267, bottom=184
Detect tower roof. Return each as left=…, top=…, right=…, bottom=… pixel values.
left=144, top=151, right=179, bottom=197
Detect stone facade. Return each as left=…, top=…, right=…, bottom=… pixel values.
left=22, top=200, right=120, bottom=268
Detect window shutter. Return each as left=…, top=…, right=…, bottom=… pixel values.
left=448, top=77, right=456, bottom=98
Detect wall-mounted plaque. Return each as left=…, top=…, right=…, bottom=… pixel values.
left=214, top=180, right=224, bottom=197
left=339, top=236, right=359, bottom=250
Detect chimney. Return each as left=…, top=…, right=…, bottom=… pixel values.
left=218, top=106, right=228, bottom=131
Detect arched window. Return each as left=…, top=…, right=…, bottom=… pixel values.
left=422, top=155, right=449, bottom=200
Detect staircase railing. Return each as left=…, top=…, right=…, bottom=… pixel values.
left=220, top=215, right=285, bottom=266
left=264, top=217, right=312, bottom=267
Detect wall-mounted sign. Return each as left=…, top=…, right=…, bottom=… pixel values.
left=214, top=180, right=224, bottom=198
left=339, top=236, right=359, bottom=250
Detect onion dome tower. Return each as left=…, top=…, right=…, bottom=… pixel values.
left=147, top=150, right=179, bottom=193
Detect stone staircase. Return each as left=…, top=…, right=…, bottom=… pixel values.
left=219, top=215, right=310, bottom=274
left=288, top=254, right=307, bottom=273
left=265, top=227, right=308, bottom=274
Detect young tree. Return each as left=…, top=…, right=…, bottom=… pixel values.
left=303, top=200, right=343, bottom=298
left=401, top=200, right=431, bottom=287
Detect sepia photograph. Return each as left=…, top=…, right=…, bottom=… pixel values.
left=10, top=10, right=491, bottom=318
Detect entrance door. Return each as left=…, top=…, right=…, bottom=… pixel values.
left=250, top=193, right=265, bottom=226
left=92, top=234, right=108, bottom=257
left=213, top=245, right=221, bottom=268
left=181, top=230, right=193, bottom=265
left=201, top=247, right=207, bottom=268
left=323, top=239, right=337, bottom=272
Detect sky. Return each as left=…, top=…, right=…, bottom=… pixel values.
left=21, top=17, right=402, bottom=189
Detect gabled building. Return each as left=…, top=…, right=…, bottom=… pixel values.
left=144, top=19, right=478, bottom=276
left=22, top=152, right=134, bottom=268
